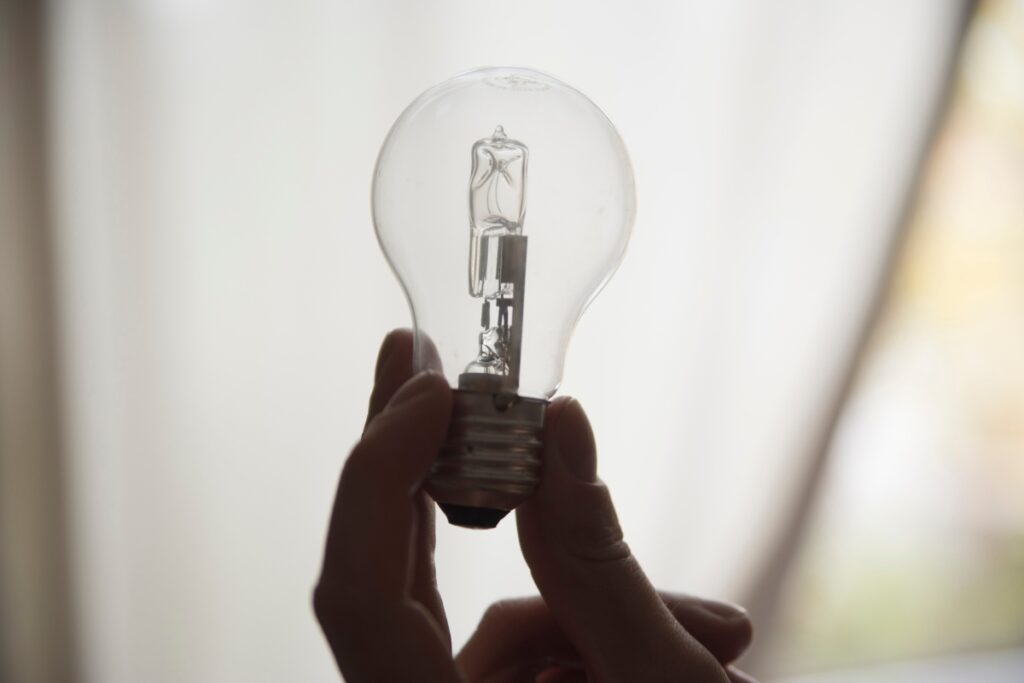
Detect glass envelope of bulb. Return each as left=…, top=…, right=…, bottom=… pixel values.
left=373, top=67, right=635, bottom=401
left=372, top=67, right=635, bottom=525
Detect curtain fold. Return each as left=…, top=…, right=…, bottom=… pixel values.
left=0, top=2, right=76, bottom=682
left=739, top=4, right=976, bottom=667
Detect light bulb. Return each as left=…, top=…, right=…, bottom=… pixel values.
left=372, top=67, right=635, bottom=528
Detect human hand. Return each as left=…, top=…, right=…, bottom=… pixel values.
left=512, top=397, right=757, bottom=682
left=314, top=330, right=756, bottom=682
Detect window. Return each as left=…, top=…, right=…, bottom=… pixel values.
left=772, top=0, right=1024, bottom=674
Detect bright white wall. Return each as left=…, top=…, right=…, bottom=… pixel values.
left=48, top=1, right=962, bottom=681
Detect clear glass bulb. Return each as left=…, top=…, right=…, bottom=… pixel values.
left=372, top=67, right=635, bottom=527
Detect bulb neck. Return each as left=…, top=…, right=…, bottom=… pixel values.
left=425, top=386, right=546, bottom=529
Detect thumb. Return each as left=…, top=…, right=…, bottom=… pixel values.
left=518, top=398, right=628, bottom=564
left=516, top=398, right=728, bottom=683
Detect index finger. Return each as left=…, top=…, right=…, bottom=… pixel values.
left=322, top=371, right=451, bottom=599
left=360, top=330, right=451, bottom=634
left=314, top=371, right=459, bottom=681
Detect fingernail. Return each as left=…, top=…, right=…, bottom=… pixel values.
left=555, top=399, right=598, bottom=482
left=698, top=599, right=748, bottom=622
left=727, top=666, right=759, bottom=683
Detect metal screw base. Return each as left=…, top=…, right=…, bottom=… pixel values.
left=425, top=388, right=546, bottom=528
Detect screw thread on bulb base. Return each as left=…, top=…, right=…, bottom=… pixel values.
left=425, top=388, right=546, bottom=529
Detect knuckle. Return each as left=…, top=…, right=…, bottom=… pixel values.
left=551, top=481, right=632, bottom=565
left=478, top=598, right=525, bottom=633
left=480, top=599, right=511, bottom=628
left=312, top=582, right=356, bottom=633
left=311, top=583, right=331, bottom=626
left=562, top=518, right=631, bottom=565
left=312, top=583, right=339, bottom=627
left=340, top=442, right=374, bottom=488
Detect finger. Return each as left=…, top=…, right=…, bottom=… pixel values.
left=412, top=489, right=451, bottom=648
left=315, top=372, right=458, bottom=681
left=364, top=329, right=412, bottom=429
left=317, top=599, right=463, bottom=683
left=323, top=370, right=450, bottom=596
left=456, top=598, right=568, bottom=681
left=363, top=330, right=450, bottom=639
left=365, top=328, right=443, bottom=429
left=537, top=668, right=587, bottom=683
left=661, top=594, right=753, bottom=664
left=456, top=593, right=750, bottom=680
left=517, top=399, right=729, bottom=683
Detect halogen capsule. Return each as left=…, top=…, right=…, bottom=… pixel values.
left=469, top=125, right=528, bottom=299
left=465, top=126, right=529, bottom=385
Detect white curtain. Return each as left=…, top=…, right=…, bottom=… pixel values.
left=43, top=1, right=964, bottom=681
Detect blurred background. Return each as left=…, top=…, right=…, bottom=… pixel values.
left=1, top=1, right=1021, bottom=682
